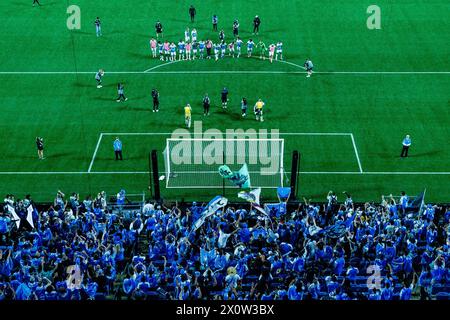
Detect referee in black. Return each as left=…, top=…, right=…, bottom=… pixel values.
left=253, top=15, right=261, bottom=35
left=189, top=5, right=196, bottom=22
left=203, top=93, right=211, bottom=116
left=152, top=88, right=160, bottom=112
left=36, top=137, right=44, bottom=159
left=33, top=0, right=41, bottom=6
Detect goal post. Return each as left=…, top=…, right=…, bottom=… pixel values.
left=163, top=138, right=285, bottom=189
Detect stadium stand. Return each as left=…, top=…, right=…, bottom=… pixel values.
left=0, top=191, right=448, bottom=300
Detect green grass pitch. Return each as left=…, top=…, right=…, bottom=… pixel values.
left=0, top=0, right=449, bottom=202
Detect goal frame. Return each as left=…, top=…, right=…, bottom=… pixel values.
left=164, top=138, right=285, bottom=189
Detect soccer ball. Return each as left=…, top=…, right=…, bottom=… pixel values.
left=159, top=175, right=165, bottom=181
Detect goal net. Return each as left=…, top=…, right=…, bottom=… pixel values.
left=163, top=138, right=285, bottom=188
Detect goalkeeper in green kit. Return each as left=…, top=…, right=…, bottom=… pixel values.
left=257, top=40, right=267, bottom=60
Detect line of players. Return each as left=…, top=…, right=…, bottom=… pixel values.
left=149, top=28, right=283, bottom=63
left=184, top=90, right=266, bottom=128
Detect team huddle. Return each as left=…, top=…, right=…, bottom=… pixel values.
left=149, top=27, right=283, bottom=63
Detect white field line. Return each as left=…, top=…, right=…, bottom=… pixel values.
left=100, top=132, right=352, bottom=136
left=87, top=133, right=103, bottom=173
left=350, top=133, right=364, bottom=173
left=0, top=71, right=448, bottom=75
left=1, top=171, right=449, bottom=175
left=0, top=55, right=449, bottom=76
left=143, top=60, right=179, bottom=73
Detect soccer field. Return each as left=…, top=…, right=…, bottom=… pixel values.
left=0, top=0, right=449, bottom=202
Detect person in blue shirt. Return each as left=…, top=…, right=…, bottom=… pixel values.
left=400, top=134, right=411, bottom=157
left=94, top=17, right=102, bottom=37
left=212, top=15, right=218, bottom=31
left=113, top=137, right=123, bottom=160
left=304, top=59, right=314, bottom=77
left=399, top=275, right=416, bottom=300
left=380, top=281, right=394, bottom=300
left=116, top=83, right=127, bottom=102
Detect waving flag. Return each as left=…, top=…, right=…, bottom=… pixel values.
left=238, top=187, right=261, bottom=203
left=7, top=205, right=21, bottom=229
left=319, top=221, right=347, bottom=239
left=277, top=187, right=291, bottom=202
left=219, top=163, right=251, bottom=188
left=192, top=196, right=228, bottom=232
left=407, top=189, right=426, bottom=216
left=238, top=188, right=270, bottom=218
left=26, top=205, right=35, bottom=229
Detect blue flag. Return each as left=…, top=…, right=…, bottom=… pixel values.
left=408, top=189, right=425, bottom=209
left=277, top=187, right=291, bottom=202
left=192, top=196, right=228, bottom=232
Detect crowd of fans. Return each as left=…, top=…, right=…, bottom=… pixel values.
left=0, top=189, right=449, bottom=300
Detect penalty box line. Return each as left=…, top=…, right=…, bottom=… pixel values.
left=88, top=132, right=359, bottom=173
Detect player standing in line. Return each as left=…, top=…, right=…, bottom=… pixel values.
left=212, top=15, right=218, bottom=31
left=170, top=42, right=176, bottom=61
left=36, top=137, right=44, bottom=160
left=155, top=21, right=163, bottom=39
left=228, top=42, right=235, bottom=57
left=220, top=41, right=227, bottom=59
left=257, top=40, right=267, bottom=60
left=150, top=38, right=157, bottom=58
left=191, top=28, right=197, bottom=43
left=116, top=83, right=127, bottom=102
left=184, top=104, right=192, bottom=128
left=184, top=28, right=190, bottom=43
left=198, top=40, right=205, bottom=59
left=236, top=37, right=243, bottom=58
left=178, top=40, right=185, bottom=60
left=233, top=20, right=239, bottom=37
left=95, top=69, right=104, bottom=88
left=221, top=87, right=229, bottom=109
left=206, top=40, right=212, bottom=59
left=151, top=88, right=160, bottom=112
left=158, top=41, right=164, bottom=61
left=304, top=59, right=313, bottom=77
left=214, top=42, right=220, bottom=61
left=94, top=17, right=102, bottom=37
left=163, top=41, right=170, bottom=61
left=241, top=98, right=248, bottom=117
left=254, top=99, right=265, bottom=122
left=268, top=44, right=276, bottom=63
left=275, top=41, right=283, bottom=60
left=186, top=42, right=192, bottom=60
left=247, top=39, right=255, bottom=57
left=203, top=94, right=211, bottom=116
left=219, top=30, right=225, bottom=42
left=192, top=41, right=198, bottom=60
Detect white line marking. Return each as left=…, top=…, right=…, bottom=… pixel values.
left=0, top=70, right=448, bottom=75
left=350, top=133, right=363, bottom=173
left=100, top=132, right=352, bottom=136
left=0, top=54, right=449, bottom=77
left=275, top=59, right=306, bottom=70
left=0, top=171, right=449, bottom=175
left=88, top=133, right=103, bottom=173
left=143, top=60, right=179, bottom=73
